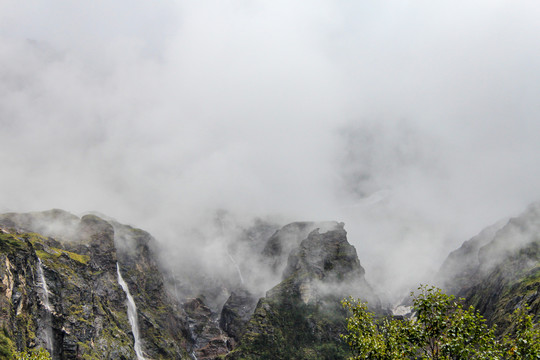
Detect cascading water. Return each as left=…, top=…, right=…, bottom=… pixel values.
left=37, top=259, right=52, bottom=311
left=117, top=263, right=146, bottom=360
left=219, top=218, right=245, bottom=285
left=36, top=258, right=53, bottom=354
left=226, top=250, right=244, bottom=285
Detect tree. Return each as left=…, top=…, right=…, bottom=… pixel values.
left=342, top=285, right=539, bottom=359
left=502, top=306, right=540, bottom=359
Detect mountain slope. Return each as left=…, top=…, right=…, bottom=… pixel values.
left=438, top=203, right=540, bottom=333
left=0, top=210, right=190, bottom=359
left=226, top=223, right=379, bottom=360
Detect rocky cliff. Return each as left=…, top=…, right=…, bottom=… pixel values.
left=2, top=205, right=537, bottom=359
left=0, top=210, right=190, bottom=359
left=226, top=222, right=379, bottom=360
left=0, top=212, right=378, bottom=359
left=438, top=203, right=540, bottom=334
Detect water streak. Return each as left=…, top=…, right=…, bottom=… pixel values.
left=117, top=263, right=146, bottom=360
left=36, top=259, right=53, bottom=353
left=226, top=251, right=244, bottom=284
left=37, top=259, right=52, bottom=311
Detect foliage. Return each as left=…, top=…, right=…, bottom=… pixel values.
left=342, top=285, right=539, bottom=359
left=340, top=300, right=416, bottom=359
left=0, top=329, right=15, bottom=360
left=14, top=348, right=51, bottom=360
left=501, top=306, right=540, bottom=359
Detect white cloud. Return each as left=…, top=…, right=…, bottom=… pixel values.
left=1, top=1, right=540, bottom=296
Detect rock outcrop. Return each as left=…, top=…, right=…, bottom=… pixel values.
left=226, top=222, right=379, bottom=360
left=0, top=211, right=377, bottom=359
left=219, top=289, right=258, bottom=344
left=438, top=203, right=540, bottom=334
left=0, top=210, right=190, bottom=359
left=0, top=205, right=538, bottom=359
left=261, top=221, right=339, bottom=277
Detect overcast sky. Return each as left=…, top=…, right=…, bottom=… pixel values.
left=1, top=1, right=540, bottom=295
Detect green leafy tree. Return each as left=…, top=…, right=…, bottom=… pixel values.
left=342, top=285, right=539, bottom=360
left=502, top=306, right=540, bottom=359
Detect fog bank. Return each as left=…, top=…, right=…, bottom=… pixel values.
left=2, top=1, right=540, bottom=296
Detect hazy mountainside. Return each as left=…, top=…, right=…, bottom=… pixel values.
left=0, top=206, right=538, bottom=359
left=0, top=210, right=190, bottom=359
left=184, top=221, right=379, bottom=360
left=226, top=223, right=379, bottom=360
left=0, top=211, right=378, bottom=359
left=438, top=202, right=540, bottom=334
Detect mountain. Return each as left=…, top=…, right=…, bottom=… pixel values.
left=0, top=205, right=538, bottom=359
left=226, top=223, right=379, bottom=360
left=0, top=211, right=378, bottom=359
left=438, top=202, right=540, bottom=334
left=0, top=210, right=190, bottom=359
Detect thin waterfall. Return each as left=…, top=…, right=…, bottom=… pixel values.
left=173, top=273, right=180, bottom=302
left=226, top=251, right=244, bottom=284
left=37, top=259, right=52, bottom=311
left=219, top=218, right=244, bottom=285
left=117, top=263, right=146, bottom=360
left=36, top=258, right=53, bottom=354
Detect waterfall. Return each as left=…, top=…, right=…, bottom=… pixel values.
left=173, top=274, right=180, bottom=302
left=117, top=263, right=146, bottom=360
left=219, top=218, right=244, bottom=285
left=37, top=259, right=52, bottom=311
left=226, top=251, right=244, bottom=284
left=36, top=258, right=53, bottom=354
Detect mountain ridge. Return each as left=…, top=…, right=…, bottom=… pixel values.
left=0, top=205, right=538, bottom=358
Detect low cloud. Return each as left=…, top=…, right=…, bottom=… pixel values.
left=1, top=1, right=540, bottom=298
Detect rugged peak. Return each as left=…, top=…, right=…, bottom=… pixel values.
left=76, top=215, right=116, bottom=269
left=261, top=221, right=342, bottom=276
left=0, top=209, right=79, bottom=239
left=0, top=210, right=190, bottom=359
left=227, top=222, right=378, bottom=359
left=283, top=224, right=362, bottom=282
left=79, top=214, right=114, bottom=236
left=438, top=203, right=540, bottom=331
left=439, top=202, right=540, bottom=291
left=477, top=203, right=540, bottom=274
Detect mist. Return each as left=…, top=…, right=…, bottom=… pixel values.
left=2, top=1, right=540, bottom=298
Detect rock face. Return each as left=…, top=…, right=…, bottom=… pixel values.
left=439, top=203, right=540, bottom=333
left=261, top=221, right=339, bottom=277
left=183, top=297, right=231, bottom=359
left=219, top=289, right=258, bottom=344
left=0, top=211, right=377, bottom=359
left=0, top=210, right=190, bottom=359
left=226, top=223, right=379, bottom=360
left=1, top=206, right=538, bottom=358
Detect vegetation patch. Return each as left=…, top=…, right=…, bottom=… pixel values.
left=36, top=248, right=89, bottom=265
left=343, top=285, right=540, bottom=359
left=0, top=233, right=25, bottom=253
